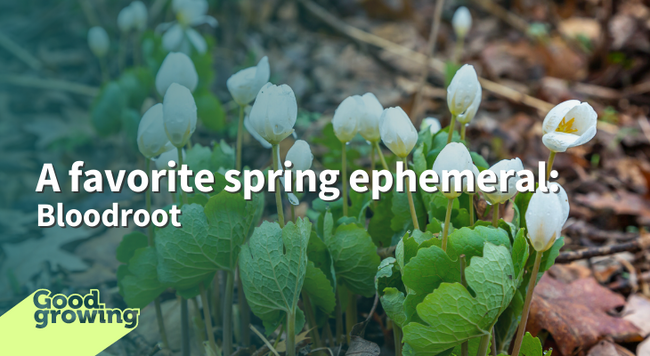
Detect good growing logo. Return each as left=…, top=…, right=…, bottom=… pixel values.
left=33, top=289, right=139, bottom=329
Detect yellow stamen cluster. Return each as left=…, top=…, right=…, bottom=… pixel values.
left=555, top=117, right=578, bottom=134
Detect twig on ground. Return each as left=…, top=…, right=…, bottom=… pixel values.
left=297, top=0, right=555, bottom=113
left=0, top=32, right=42, bottom=71
left=609, top=271, right=650, bottom=291
left=250, top=325, right=281, bottom=356
left=555, top=235, right=650, bottom=263
left=471, top=0, right=529, bottom=34
left=0, top=75, right=99, bottom=96
left=412, top=0, right=445, bottom=122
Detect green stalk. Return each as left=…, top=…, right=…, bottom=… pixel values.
left=345, top=290, right=356, bottom=344
left=468, top=194, right=475, bottom=226
left=223, top=271, right=235, bottom=356
left=446, top=115, right=457, bottom=144
left=181, top=298, right=190, bottom=356
left=403, top=157, right=420, bottom=231
left=511, top=252, right=543, bottom=356
left=342, top=141, right=349, bottom=217
left=441, top=198, right=454, bottom=251
left=546, top=151, right=556, bottom=181
left=177, top=147, right=187, bottom=205
left=236, top=105, right=245, bottom=171
left=291, top=205, right=296, bottom=223
left=238, top=270, right=251, bottom=347
left=370, top=143, right=376, bottom=176
left=454, top=35, right=465, bottom=63
left=271, top=144, right=285, bottom=228
left=492, top=204, right=499, bottom=227
left=476, top=332, right=492, bottom=356
left=335, top=292, right=343, bottom=345
left=99, top=58, right=109, bottom=83
left=460, top=124, right=467, bottom=141
left=393, top=323, right=403, bottom=356
left=286, top=311, right=296, bottom=356
left=460, top=255, right=468, bottom=356
left=302, top=292, right=322, bottom=349
left=145, top=159, right=170, bottom=351
left=132, top=34, right=141, bottom=67
left=200, top=284, right=218, bottom=354
left=373, top=141, right=390, bottom=171
left=491, top=328, right=498, bottom=356
left=212, top=272, right=222, bottom=326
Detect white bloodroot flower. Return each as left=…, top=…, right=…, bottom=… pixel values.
left=155, top=147, right=186, bottom=170
left=248, top=83, right=298, bottom=145
left=137, top=104, right=172, bottom=159
left=155, top=52, right=198, bottom=96
left=163, top=83, right=197, bottom=148
left=481, top=158, right=524, bottom=205
left=117, top=6, right=135, bottom=33
left=452, top=6, right=472, bottom=39
left=420, top=117, right=441, bottom=134
left=332, top=95, right=363, bottom=143
left=432, top=142, right=475, bottom=199
left=358, top=92, right=384, bottom=142
left=159, top=0, right=218, bottom=54
left=525, top=182, right=569, bottom=252
left=379, top=107, right=418, bottom=158
left=541, top=100, right=598, bottom=153
left=129, top=1, right=148, bottom=31
left=286, top=140, right=313, bottom=173
left=447, top=64, right=481, bottom=118
left=88, top=27, right=110, bottom=58
left=456, top=83, right=481, bottom=125
left=227, top=56, right=270, bottom=106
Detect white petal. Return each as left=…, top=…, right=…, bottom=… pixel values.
left=379, top=107, right=417, bottom=157
left=162, top=24, right=184, bottom=52
left=568, top=125, right=597, bottom=149
left=358, top=92, right=383, bottom=142
left=332, top=96, right=363, bottom=143
left=447, top=64, right=481, bottom=116
left=452, top=7, right=472, bottom=38
left=137, top=104, right=171, bottom=158
left=156, top=52, right=198, bottom=96
left=244, top=112, right=272, bottom=149
left=185, top=28, right=207, bottom=54
left=249, top=83, right=298, bottom=144
left=542, top=131, right=580, bottom=152
left=286, top=140, right=313, bottom=172
left=563, top=102, right=598, bottom=135
left=541, top=100, right=580, bottom=134
left=163, top=83, right=197, bottom=147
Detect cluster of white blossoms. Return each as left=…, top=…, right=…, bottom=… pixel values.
left=136, top=52, right=198, bottom=169
left=158, top=0, right=218, bottom=54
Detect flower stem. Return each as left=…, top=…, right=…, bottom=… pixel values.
left=177, top=147, right=187, bottom=205
left=342, top=141, right=348, bottom=217
left=345, top=290, right=356, bottom=344
left=492, top=204, right=499, bottom=227
left=286, top=311, right=296, bottom=356
left=491, top=327, right=498, bottom=356
left=370, top=143, right=376, bottom=182
left=181, top=298, right=190, bottom=356
left=468, top=194, right=475, bottom=226
left=271, top=144, right=285, bottom=228
left=223, top=271, right=235, bottom=356
left=546, top=151, right=556, bottom=181
left=441, top=198, right=454, bottom=251
left=238, top=269, right=251, bottom=347
left=403, top=157, right=420, bottom=231
left=460, top=124, right=467, bottom=142
left=476, top=332, right=491, bottom=356
left=393, top=322, right=403, bottom=356
left=511, top=251, right=542, bottom=356
left=200, top=284, right=218, bottom=354
left=454, top=35, right=465, bottom=63
left=446, top=115, right=457, bottom=144
left=459, top=254, right=468, bottom=356
left=373, top=141, right=390, bottom=171
left=145, top=159, right=170, bottom=351
left=291, top=204, right=296, bottom=223
left=335, top=292, right=343, bottom=345
left=302, top=292, right=322, bottom=348
left=236, top=105, right=244, bottom=171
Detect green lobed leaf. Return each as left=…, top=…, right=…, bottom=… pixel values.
left=519, top=332, right=549, bottom=356
left=391, top=189, right=426, bottom=234
left=156, top=195, right=255, bottom=289
left=381, top=287, right=407, bottom=328
left=239, top=219, right=312, bottom=335
left=368, top=191, right=394, bottom=248
left=195, top=89, right=226, bottom=132
left=119, top=246, right=167, bottom=308
left=376, top=257, right=405, bottom=296
left=403, top=243, right=518, bottom=355
left=323, top=212, right=380, bottom=298
left=211, top=140, right=235, bottom=170
left=302, top=261, right=336, bottom=314
left=116, top=231, right=149, bottom=263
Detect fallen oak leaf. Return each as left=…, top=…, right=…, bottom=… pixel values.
left=528, top=274, right=642, bottom=356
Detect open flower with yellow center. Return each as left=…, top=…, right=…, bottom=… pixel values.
left=542, top=100, right=597, bottom=153
left=158, top=0, right=217, bottom=55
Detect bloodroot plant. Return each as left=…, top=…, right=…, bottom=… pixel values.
left=110, top=2, right=597, bottom=353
